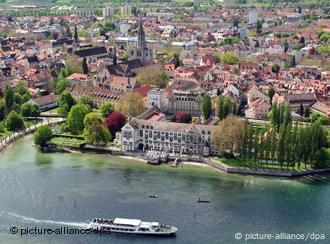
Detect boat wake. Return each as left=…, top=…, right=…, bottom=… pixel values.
left=0, top=211, right=89, bottom=228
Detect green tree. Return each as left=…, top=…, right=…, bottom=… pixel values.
left=55, top=79, right=70, bottom=94
left=79, top=96, right=94, bottom=111
left=6, top=111, right=24, bottom=131
left=82, top=57, right=88, bottom=74
left=67, top=104, right=89, bottom=135
left=277, top=125, right=287, bottom=168
left=221, top=51, right=239, bottom=65
left=218, top=95, right=225, bottom=120
left=202, top=93, right=212, bottom=120
left=283, top=105, right=292, bottom=127
left=22, top=93, right=30, bottom=103
left=253, top=128, right=260, bottom=163
left=304, top=107, right=310, bottom=118
left=0, top=99, right=6, bottom=121
left=99, top=102, right=115, bottom=117
left=272, top=64, right=280, bottom=74
left=58, top=92, right=76, bottom=116
left=4, top=85, right=14, bottom=109
left=299, top=36, right=305, bottom=44
left=241, top=123, right=249, bottom=159
left=284, top=125, right=292, bottom=169
left=291, top=123, right=298, bottom=169
left=34, top=125, right=53, bottom=148
left=269, top=102, right=278, bottom=129
left=256, top=19, right=262, bottom=34
left=267, top=86, right=275, bottom=105
left=313, top=148, right=330, bottom=169
left=83, top=112, right=103, bottom=129
left=284, top=41, right=289, bottom=53
left=15, top=81, right=29, bottom=96
left=299, top=103, right=304, bottom=116
left=13, top=93, right=22, bottom=105
left=21, top=103, right=40, bottom=118
left=247, top=124, right=254, bottom=160
left=84, top=112, right=111, bottom=146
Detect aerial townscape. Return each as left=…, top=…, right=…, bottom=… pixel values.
left=0, top=0, right=329, bottom=243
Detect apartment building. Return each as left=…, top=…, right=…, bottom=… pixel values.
left=168, top=90, right=202, bottom=116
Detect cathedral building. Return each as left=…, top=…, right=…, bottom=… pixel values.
left=129, top=15, right=152, bottom=66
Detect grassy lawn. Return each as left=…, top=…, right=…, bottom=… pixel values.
left=46, top=107, right=59, bottom=113
left=50, top=137, right=86, bottom=148
left=213, top=157, right=311, bottom=171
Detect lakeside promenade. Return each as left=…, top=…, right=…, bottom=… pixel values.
left=0, top=117, right=65, bottom=152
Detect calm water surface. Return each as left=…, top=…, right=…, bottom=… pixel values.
left=0, top=135, right=329, bottom=244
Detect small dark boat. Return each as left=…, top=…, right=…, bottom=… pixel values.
left=149, top=195, right=159, bottom=198
left=197, top=198, right=210, bottom=203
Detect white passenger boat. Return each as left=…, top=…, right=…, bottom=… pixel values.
left=88, top=218, right=177, bottom=235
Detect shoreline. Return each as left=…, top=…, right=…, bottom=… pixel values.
left=2, top=130, right=330, bottom=179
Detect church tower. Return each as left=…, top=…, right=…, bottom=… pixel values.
left=73, top=24, right=80, bottom=52
left=113, top=46, right=117, bottom=66
left=129, top=13, right=152, bottom=66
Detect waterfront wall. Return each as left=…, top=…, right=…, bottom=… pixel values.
left=208, top=158, right=330, bottom=178
left=0, top=118, right=65, bottom=153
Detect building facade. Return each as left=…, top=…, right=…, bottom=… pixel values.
left=121, top=118, right=218, bottom=156
left=147, top=88, right=168, bottom=111
left=168, top=90, right=202, bottom=116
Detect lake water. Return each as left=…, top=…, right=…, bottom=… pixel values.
left=0, top=135, right=329, bottom=243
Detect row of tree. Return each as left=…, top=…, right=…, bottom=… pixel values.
left=201, top=93, right=238, bottom=121
left=240, top=122, right=328, bottom=169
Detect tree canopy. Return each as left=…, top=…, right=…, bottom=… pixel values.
left=58, top=92, right=76, bottom=116
left=137, top=64, right=169, bottom=88
left=202, top=93, right=212, bottom=120
left=84, top=112, right=111, bottom=146
left=221, top=52, right=240, bottom=65
left=67, top=104, right=89, bottom=134
left=34, top=125, right=53, bottom=147
left=116, top=93, right=145, bottom=117
left=99, top=102, right=115, bottom=117
left=104, top=112, right=127, bottom=139
left=6, top=111, right=24, bottom=131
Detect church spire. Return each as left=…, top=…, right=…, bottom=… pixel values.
left=74, top=24, right=79, bottom=42
left=137, top=13, right=146, bottom=50
left=113, top=45, right=117, bottom=66
left=73, top=24, right=80, bottom=51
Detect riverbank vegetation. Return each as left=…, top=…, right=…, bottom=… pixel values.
left=45, top=89, right=129, bottom=148
left=0, top=82, right=40, bottom=137
left=212, top=102, right=329, bottom=170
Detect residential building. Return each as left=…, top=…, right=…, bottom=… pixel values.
left=68, top=85, right=121, bottom=107
left=29, top=94, right=58, bottom=111
left=282, top=93, right=317, bottom=113
left=66, top=73, right=89, bottom=86
left=248, top=7, right=258, bottom=25
left=168, top=90, right=202, bottom=116
left=28, top=71, right=54, bottom=92
left=247, top=85, right=269, bottom=105
left=248, top=98, right=271, bottom=119
left=147, top=88, right=168, bottom=112
left=103, top=76, right=139, bottom=94
left=120, top=5, right=132, bottom=15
